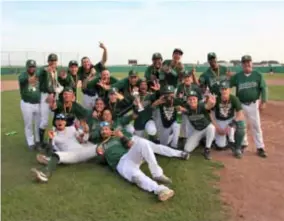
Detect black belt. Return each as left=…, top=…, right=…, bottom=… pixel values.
left=242, top=100, right=256, bottom=105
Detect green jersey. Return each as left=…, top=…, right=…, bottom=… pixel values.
left=52, top=101, right=87, bottom=127
left=78, top=62, right=105, bottom=96
left=163, top=59, right=184, bottom=74
left=158, top=98, right=182, bottom=128
left=98, top=137, right=128, bottom=170
left=112, top=78, right=141, bottom=102
left=176, top=83, right=202, bottom=103
left=133, top=93, right=156, bottom=130
left=185, top=102, right=211, bottom=131
left=106, top=100, right=132, bottom=120
left=144, top=65, right=161, bottom=82
left=18, top=72, right=41, bottom=104
left=58, top=72, right=78, bottom=100
left=230, top=70, right=268, bottom=103
left=86, top=76, right=118, bottom=101
left=199, top=65, right=228, bottom=95
left=38, top=66, right=59, bottom=94
left=214, top=94, right=242, bottom=121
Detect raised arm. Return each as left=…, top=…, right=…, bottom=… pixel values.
left=99, top=42, right=107, bottom=65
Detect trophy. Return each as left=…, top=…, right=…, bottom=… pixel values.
left=132, top=88, right=144, bottom=112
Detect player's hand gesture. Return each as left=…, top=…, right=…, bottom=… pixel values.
left=112, top=129, right=124, bottom=138
left=99, top=42, right=106, bottom=50
left=48, top=130, right=55, bottom=139
left=151, top=81, right=160, bottom=91
left=92, top=110, right=98, bottom=119
left=96, top=146, right=104, bottom=156
left=176, top=105, right=187, bottom=113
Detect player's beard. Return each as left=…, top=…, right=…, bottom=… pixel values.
left=165, top=96, right=174, bottom=107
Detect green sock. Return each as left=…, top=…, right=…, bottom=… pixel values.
left=41, top=154, right=59, bottom=177
left=234, top=121, right=246, bottom=149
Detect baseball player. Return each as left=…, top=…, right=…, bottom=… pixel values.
left=178, top=91, right=216, bottom=160
left=78, top=42, right=107, bottom=110
left=163, top=48, right=184, bottom=73
left=199, top=52, right=229, bottom=96
left=230, top=55, right=267, bottom=158
left=95, top=122, right=175, bottom=201
left=86, top=69, right=118, bottom=102
left=176, top=71, right=203, bottom=146
left=18, top=60, right=41, bottom=149
left=144, top=53, right=163, bottom=83
left=152, top=85, right=181, bottom=149
left=210, top=80, right=245, bottom=158
left=50, top=87, right=87, bottom=128
left=112, top=70, right=141, bottom=102
left=132, top=79, right=158, bottom=142
left=31, top=114, right=97, bottom=183
left=38, top=53, right=62, bottom=148
left=97, top=108, right=189, bottom=160
left=158, top=61, right=178, bottom=88
left=58, top=60, right=79, bottom=100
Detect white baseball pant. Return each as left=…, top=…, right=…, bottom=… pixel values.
left=184, top=124, right=215, bottom=152
left=55, top=142, right=97, bottom=164
left=159, top=122, right=180, bottom=148
left=215, top=119, right=235, bottom=148
left=135, top=120, right=157, bottom=137
left=20, top=100, right=41, bottom=146
left=241, top=100, right=265, bottom=149
left=125, top=124, right=135, bottom=135
left=116, top=137, right=169, bottom=194
left=82, top=94, right=97, bottom=110
left=132, top=135, right=185, bottom=158
left=40, top=93, right=51, bottom=129
left=180, top=114, right=194, bottom=138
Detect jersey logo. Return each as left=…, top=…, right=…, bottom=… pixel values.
left=219, top=103, right=232, bottom=118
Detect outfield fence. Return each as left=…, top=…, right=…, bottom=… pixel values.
left=1, top=51, right=284, bottom=74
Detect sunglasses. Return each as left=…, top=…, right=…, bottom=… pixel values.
left=100, top=121, right=110, bottom=128
left=55, top=114, right=66, bottom=120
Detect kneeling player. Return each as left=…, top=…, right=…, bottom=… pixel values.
left=179, top=91, right=216, bottom=160
left=31, top=114, right=97, bottom=183
left=96, top=122, right=175, bottom=201
left=210, top=81, right=245, bottom=158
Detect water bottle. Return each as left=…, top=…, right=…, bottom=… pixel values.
left=176, top=111, right=182, bottom=124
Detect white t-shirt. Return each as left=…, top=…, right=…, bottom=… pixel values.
left=52, top=126, right=89, bottom=152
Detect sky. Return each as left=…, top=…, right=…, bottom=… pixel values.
left=1, top=0, right=284, bottom=65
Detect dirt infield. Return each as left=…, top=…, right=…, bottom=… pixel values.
left=1, top=79, right=284, bottom=221
left=214, top=102, right=284, bottom=221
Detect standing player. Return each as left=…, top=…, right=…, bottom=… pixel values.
left=199, top=52, right=229, bottom=96
left=210, top=81, right=245, bottom=158
left=163, top=48, right=184, bottom=73
left=144, top=53, right=163, bottom=83
left=96, top=122, right=175, bottom=201
left=230, top=55, right=267, bottom=158
left=38, top=53, right=62, bottom=148
left=179, top=91, right=216, bottom=160
left=86, top=69, right=118, bottom=102
left=18, top=60, right=41, bottom=150
left=79, top=42, right=108, bottom=110
left=58, top=60, right=79, bottom=99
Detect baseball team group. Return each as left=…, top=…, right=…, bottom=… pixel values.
left=18, top=43, right=268, bottom=202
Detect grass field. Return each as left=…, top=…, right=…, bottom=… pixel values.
left=1, top=72, right=283, bottom=221
left=1, top=90, right=225, bottom=221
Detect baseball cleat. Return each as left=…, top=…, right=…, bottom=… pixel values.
left=233, top=148, right=243, bottom=159
left=36, top=154, right=50, bottom=165
left=28, top=145, right=36, bottom=150
left=203, top=148, right=211, bottom=160
left=31, top=168, right=48, bottom=183
left=257, top=148, right=267, bottom=158
left=181, top=151, right=190, bottom=160
left=158, top=189, right=175, bottom=202
left=154, top=175, right=172, bottom=184
left=241, top=145, right=248, bottom=153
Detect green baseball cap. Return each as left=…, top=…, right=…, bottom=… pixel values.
left=220, top=80, right=230, bottom=89
left=63, top=87, right=74, bottom=93
left=183, top=71, right=192, bottom=78
left=68, top=60, right=78, bottom=67
left=162, top=85, right=175, bottom=94
left=173, top=48, right=183, bottom=55
left=207, top=52, right=217, bottom=61
left=187, top=90, right=198, bottom=98
left=241, top=55, right=252, bottom=62
left=109, top=87, right=118, bottom=94
left=26, top=59, right=36, bottom=68
left=128, top=70, right=138, bottom=77
left=152, top=53, right=163, bottom=60
left=48, top=53, right=58, bottom=62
